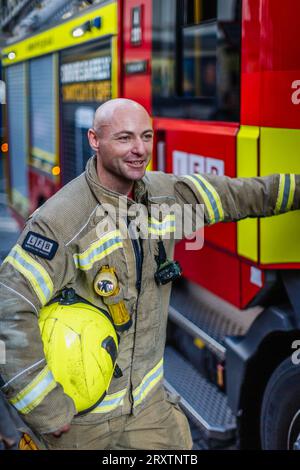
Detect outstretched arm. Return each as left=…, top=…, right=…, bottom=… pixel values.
left=174, top=173, right=299, bottom=225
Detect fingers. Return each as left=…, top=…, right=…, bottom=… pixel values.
left=0, top=433, right=17, bottom=450
left=51, top=423, right=71, bottom=438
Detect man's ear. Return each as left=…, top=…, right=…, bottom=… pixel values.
left=88, top=128, right=100, bottom=151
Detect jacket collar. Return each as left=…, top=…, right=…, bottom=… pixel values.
left=85, top=155, right=148, bottom=208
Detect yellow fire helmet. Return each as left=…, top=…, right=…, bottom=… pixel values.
left=38, top=288, right=120, bottom=414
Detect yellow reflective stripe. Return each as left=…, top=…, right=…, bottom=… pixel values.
left=32, top=146, right=56, bottom=164
left=133, top=359, right=164, bottom=407
left=194, top=174, right=224, bottom=222
left=91, top=389, right=127, bottom=413
left=148, top=214, right=175, bottom=223
left=186, top=174, right=224, bottom=224
left=73, top=230, right=123, bottom=271
left=185, top=174, right=215, bottom=222
left=80, top=230, right=122, bottom=260
left=3, top=245, right=53, bottom=305
left=275, top=174, right=295, bottom=214
left=148, top=215, right=176, bottom=235
left=10, top=366, right=56, bottom=414
left=148, top=227, right=176, bottom=235
left=275, top=174, right=285, bottom=213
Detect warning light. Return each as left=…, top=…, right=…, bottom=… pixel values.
left=217, top=364, right=224, bottom=388
left=72, top=27, right=85, bottom=38
left=1, top=143, right=8, bottom=153
left=193, top=337, right=205, bottom=349
left=52, top=166, right=60, bottom=176
left=72, top=20, right=93, bottom=38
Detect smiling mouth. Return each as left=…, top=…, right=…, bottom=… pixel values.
left=126, top=161, right=145, bottom=167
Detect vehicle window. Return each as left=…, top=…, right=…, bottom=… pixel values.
left=152, top=0, right=241, bottom=122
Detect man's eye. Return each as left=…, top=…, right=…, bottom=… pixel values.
left=119, top=136, right=130, bottom=142
left=143, top=134, right=153, bottom=140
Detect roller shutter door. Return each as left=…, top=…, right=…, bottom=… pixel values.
left=29, top=54, right=57, bottom=174
left=6, top=63, right=28, bottom=216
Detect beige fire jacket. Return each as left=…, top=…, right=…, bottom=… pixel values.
left=0, top=156, right=299, bottom=434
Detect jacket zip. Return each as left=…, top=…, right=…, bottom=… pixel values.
left=126, top=218, right=144, bottom=413
left=131, top=237, right=143, bottom=293
left=126, top=218, right=143, bottom=293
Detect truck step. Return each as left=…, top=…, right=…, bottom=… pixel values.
left=168, top=304, right=225, bottom=358
left=169, top=279, right=262, bottom=358
left=164, top=345, right=236, bottom=441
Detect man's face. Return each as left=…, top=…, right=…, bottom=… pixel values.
left=88, top=106, right=153, bottom=185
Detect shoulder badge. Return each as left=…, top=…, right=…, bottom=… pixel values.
left=22, top=231, right=59, bottom=260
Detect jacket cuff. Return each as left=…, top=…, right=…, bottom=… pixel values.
left=21, top=384, right=76, bottom=434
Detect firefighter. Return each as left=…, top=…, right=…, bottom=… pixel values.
left=0, top=98, right=300, bottom=450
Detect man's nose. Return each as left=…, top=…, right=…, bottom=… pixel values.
left=132, top=138, right=145, bottom=156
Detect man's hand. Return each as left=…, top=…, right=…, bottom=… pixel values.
left=51, top=423, right=71, bottom=438
left=0, top=395, right=20, bottom=450
left=0, top=433, right=17, bottom=450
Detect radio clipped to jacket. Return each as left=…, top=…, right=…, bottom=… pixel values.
left=154, top=240, right=182, bottom=286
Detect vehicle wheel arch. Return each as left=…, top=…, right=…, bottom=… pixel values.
left=235, top=329, right=300, bottom=448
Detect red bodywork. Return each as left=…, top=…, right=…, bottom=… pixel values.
left=29, top=171, right=59, bottom=215
left=241, top=0, right=300, bottom=129
left=123, top=0, right=152, bottom=112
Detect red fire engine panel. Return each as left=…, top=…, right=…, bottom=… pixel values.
left=123, top=0, right=152, bottom=113
left=241, top=0, right=300, bottom=129
left=154, top=118, right=239, bottom=255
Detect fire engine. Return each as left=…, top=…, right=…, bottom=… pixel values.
left=2, top=0, right=300, bottom=449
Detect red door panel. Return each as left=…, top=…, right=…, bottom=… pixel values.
left=123, top=0, right=152, bottom=113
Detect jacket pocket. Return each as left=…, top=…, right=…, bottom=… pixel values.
left=164, top=389, right=193, bottom=450
left=41, top=420, right=111, bottom=450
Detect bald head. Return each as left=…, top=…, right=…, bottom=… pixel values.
left=93, top=98, right=150, bottom=136
left=87, top=98, right=153, bottom=194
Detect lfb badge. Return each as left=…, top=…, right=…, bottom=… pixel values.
left=94, top=266, right=118, bottom=297
left=97, top=279, right=114, bottom=295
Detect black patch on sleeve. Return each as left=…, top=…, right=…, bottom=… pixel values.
left=22, top=231, right=59, bottom=260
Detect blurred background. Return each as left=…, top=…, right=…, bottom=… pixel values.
left=1, top=0, right=300, bottom=451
